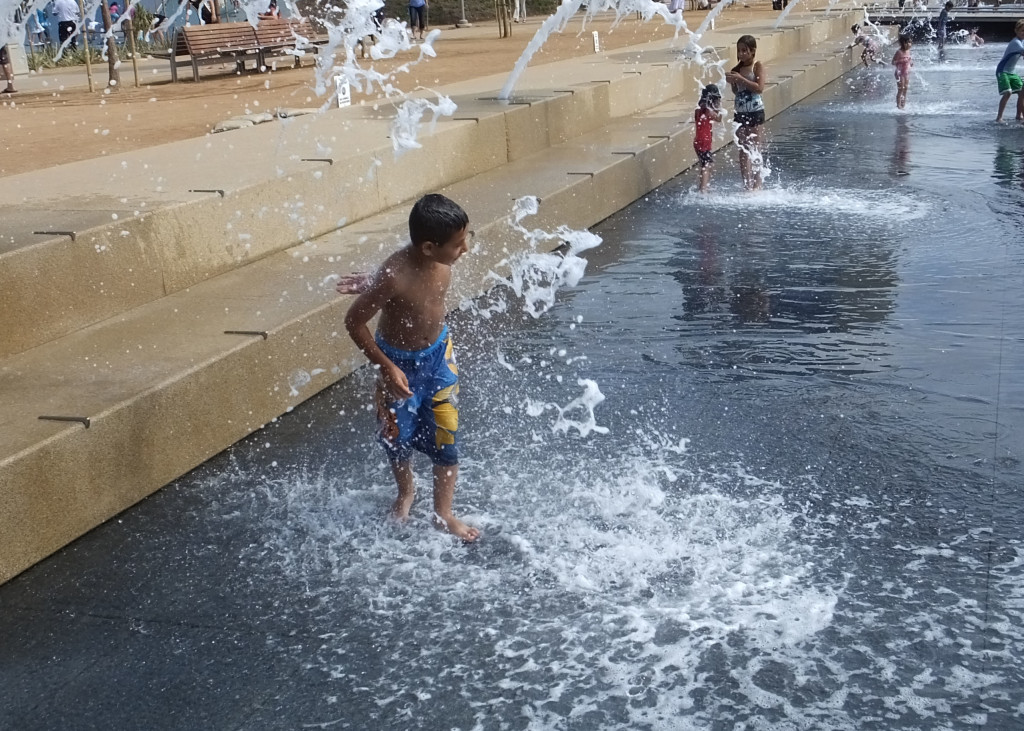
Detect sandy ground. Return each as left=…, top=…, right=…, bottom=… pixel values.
left=0, top=8, right=773, bottom=178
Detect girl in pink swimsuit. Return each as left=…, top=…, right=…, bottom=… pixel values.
left=892, top=34, right=913, bottom=110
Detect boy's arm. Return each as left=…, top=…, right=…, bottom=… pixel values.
left=335, top=272, right=372, bottom=295
left=343, top=270, right=414, bottom=399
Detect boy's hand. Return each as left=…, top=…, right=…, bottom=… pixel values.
left=336, top=272, right=373, bottom=295
left=381, top=362, right=413, bottom=400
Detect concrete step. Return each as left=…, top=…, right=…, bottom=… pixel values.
left=0, top=35, right=694, bottom=361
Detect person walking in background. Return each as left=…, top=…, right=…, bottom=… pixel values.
left=996, top=19, right=1024, bottom=123
left=693, top=84, right=722, bottom=193
left=408, top=0, right=427, bottom=41
left=892, top=34, right=913, bottom=110
left=54, top=0, right=79, bottom=49
left=725, top=34, right=767, bottom=190
left=0, top=45, right=17, bottom=94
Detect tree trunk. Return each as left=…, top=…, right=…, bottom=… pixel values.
left=100, top=0, right=121, bottom=88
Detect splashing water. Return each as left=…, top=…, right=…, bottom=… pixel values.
left=523, top=378, right=609, bottom=437
left=690, top=183, right=931, bottom=218
left=499, top=0, right=692, bottom=100
left=464, top=196, right=603, bottom=320
left=691, top=0, right=737, bottom=41
left=2, top=0, right=456, bottom=153
left=215, top=428, right=844, bottom=728
left=774, top=0, right=803, bottom=28
left=305, top=1, right=455, bottom=150
left=390, top=93, right=458, bottom=154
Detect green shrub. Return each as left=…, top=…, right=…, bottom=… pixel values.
left=26, top=34, right=168, bottom=71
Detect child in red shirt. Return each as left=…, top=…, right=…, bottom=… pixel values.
left=693, top=84, right=722, bottom=193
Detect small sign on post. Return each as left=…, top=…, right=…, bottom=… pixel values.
left=335, top=76, right=352, bottom=108
left=592, top=30, right=600, bottom=53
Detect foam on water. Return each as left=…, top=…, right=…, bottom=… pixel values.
left=687, top=185, right=930, bottom=220
left=213, top=427, right=844, bottom=728
left=824, top=99, right=988, bottom=117
left=915, top=63, right=992, bottom=74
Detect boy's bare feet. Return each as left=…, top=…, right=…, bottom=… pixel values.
left=390, top=492, right=415, bottom=522
left=434, top=513, right=481, bottom=542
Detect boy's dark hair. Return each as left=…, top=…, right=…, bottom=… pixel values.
left=851, top=24, right=860, bottom=34
left=409, top=194, right=469, bottom=247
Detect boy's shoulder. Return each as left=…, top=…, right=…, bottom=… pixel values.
left=368, top=245, right=414, bottom=286
left=380, top=244, right=415, bottom=270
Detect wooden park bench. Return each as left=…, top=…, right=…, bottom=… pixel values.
left=151, top=31, right=189, bottom=80
left=254, top=17, right=328, bottom=69
left=159, top=22, right=262, bottom=82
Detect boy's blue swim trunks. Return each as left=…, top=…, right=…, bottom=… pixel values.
left=375, top=326, right=459, bottom=466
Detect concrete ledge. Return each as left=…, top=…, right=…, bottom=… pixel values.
left=0, top=11, right=862, bottom=583
left=0, top=10, right=860, bottom=360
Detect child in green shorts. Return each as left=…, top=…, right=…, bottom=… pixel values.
left=996, top=19, right=1024, bottom=123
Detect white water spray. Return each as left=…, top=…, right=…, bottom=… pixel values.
left=467, top=196, right=602, bottom=319
left=499, top=0, right=691, bottom=100
left=774, top=0, right=802, bottom=28
left=390, top=93, right=458, bottom=154
left=523, top=378, right=609, bottom=437
left=304, top=2, right=455, bottom=154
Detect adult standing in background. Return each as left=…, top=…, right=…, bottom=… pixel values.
left=513, top=0, right=526, bottom=23
left=27, top=7, right=49, bottom=47
left=189, top=0, right=218, bottom=24
left=54, top=0, right=79, bottom=49
left=409, top=0, right=427, bottom=41
left=937, top=1, right=953, bottom=55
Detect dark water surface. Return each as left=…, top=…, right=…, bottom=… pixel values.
left=3, top=44, right=1023, bottom=730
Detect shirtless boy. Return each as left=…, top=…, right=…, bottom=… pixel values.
left=338, top=194, right=480, bottom=542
